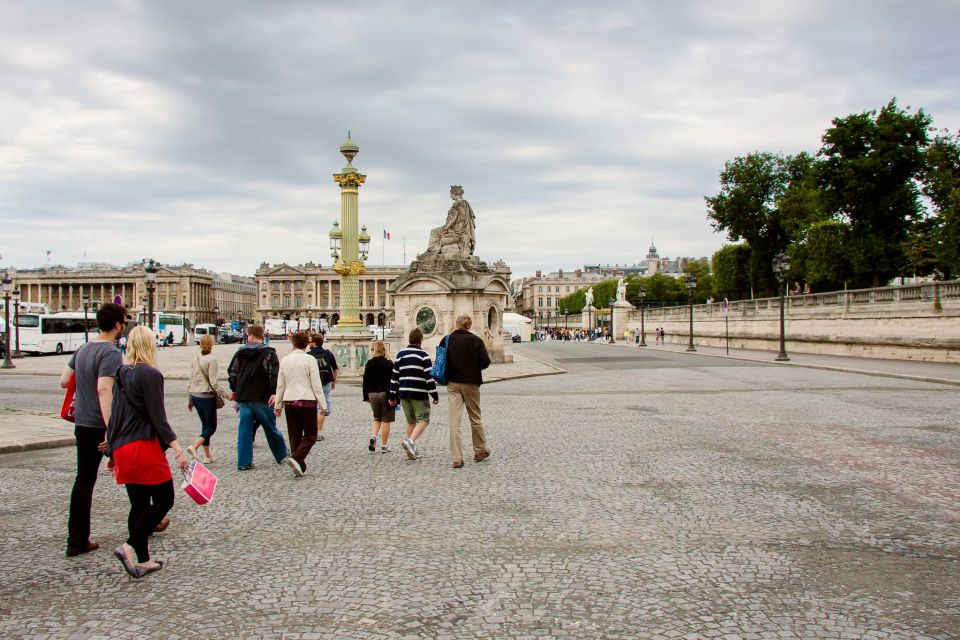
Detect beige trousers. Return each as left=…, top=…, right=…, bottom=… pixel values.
left=447, top=382, right=487, bottom=462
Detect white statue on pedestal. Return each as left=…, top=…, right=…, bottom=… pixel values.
left=616, top=277, right=627, bottom=303
left=584, top=287, right=594, bottom=309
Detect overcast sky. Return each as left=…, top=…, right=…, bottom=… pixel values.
left=1, top=0, right=959, bottom=279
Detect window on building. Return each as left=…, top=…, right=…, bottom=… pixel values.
left=538, top=297, right=543, bottom=307
left=272, top=295, right=279, bottom=307
left=334, top=297, right=340, bottom=306
left=284, top=295, right=291, bottom=307
left=295, top=296, right=302, bottom=307
left=538, top=286, right=542, bottom=292
left=547, top=298, right=552, bottom=307
left=272, top=282, right=279, bottom=291
left=556, top=286, right=560, bottom=292
left=566, top=286, right=570, bottom=292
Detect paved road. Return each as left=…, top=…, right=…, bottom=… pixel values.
left=1, top=343, right=958, bottom=638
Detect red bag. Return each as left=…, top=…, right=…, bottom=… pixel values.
left=181, top=460, right=218, bottom=505
left=60, top=374, right=76, bottom=423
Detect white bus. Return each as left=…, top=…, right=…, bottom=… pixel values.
left=136, top=312, right=192, bottom=345
left=12, top=313, right=97, bottom=355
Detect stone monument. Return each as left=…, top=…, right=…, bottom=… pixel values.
left=582, top=286, right=597, bottom=329
left=388, top=186, right=513, bottom=363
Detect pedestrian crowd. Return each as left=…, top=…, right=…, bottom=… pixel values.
left=59, top=304, right=492, bottom=580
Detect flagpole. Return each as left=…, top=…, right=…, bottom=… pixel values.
left=382, top=227, right=385, bottom=266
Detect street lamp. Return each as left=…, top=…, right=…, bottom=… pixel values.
left=82, top=294, right=91, bottom=343
left=2, top=272, right=14, bottom=369
left=213, top=305, right=220, bottom=329
left=685, top=273, right=697, bottom=352
left=11, top=286, right=23, bottom=358
left=637, top=285, right=647, bottom=347
left=608, top=297, right=616, bottom=343
left=379, top=305, right=386, bottom=339
left=144, top=258, right=158, bottom=330
left=359, top=225, right=371, bottom=260
left=141, top=297, right=147, bottom=326
left=329, top=221, right=342, bottom=259
left=181, top=303, right=187, bottom=345
left=772, top=251, right=791, bottom=361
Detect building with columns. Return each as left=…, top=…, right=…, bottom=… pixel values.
left=512, top=268, right=609, bottom=320
left=9, top=262, right=255, bottom=326
left=255, top=262, right=406, bottom=328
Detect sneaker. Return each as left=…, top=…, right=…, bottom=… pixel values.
left=380, top=445, right=391, bottom=453
left=317, top=433, right=325, bottom=442
left=238, top=464, right=256, bottom=471
left=186, top=446, right=202, bottom=463
left=401, top=438, right=416, bottom=460
left=368, top=436, right=377, bottom=452
left=284, top=456, right=304, bottom=477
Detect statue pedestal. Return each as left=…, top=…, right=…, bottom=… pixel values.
left=581, top=305, right=597, bottom=330
left=613, top=300, right=634, bottom=340
left=324, top=327, right=373, bottom=380
left=389, top=256, right=513, bottom=363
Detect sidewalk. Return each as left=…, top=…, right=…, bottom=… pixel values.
left=603, top=338, right=960, bottom=386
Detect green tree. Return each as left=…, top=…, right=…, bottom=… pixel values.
left=803, top=220, right=852, bottom=290
left=705, top=152, right=793, bottom=296
left=682, top=258, right=713, bottom=303
left=922, top=130, right=960, bottom=278
left=711, top=244, right=752, bottom=299
left=817, top=99, right=932, bottom=286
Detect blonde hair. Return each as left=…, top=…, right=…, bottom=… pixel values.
left=125, top=325, right=158, bottom=367
left=455, top=314, right=473, bottom=330
left=199, top=334, right=214, bottom=354
left=371, top=340, right=387, bottom=358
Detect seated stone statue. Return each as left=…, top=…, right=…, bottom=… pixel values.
left=424, top=185, right=476, bottom=259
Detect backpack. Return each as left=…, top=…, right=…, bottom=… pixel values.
left=313, top=350, right=334, bottom=385
left=431, top=335, right=449, bottom=386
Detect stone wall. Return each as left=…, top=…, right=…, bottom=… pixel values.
left=625, top=280, right=960, bottom=363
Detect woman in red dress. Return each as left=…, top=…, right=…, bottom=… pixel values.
left=107, top=325, right=189, bottom=578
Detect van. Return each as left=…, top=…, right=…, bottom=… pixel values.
left=194, top=323, right=217, bottom=343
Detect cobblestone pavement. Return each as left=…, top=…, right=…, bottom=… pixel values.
left=1, top=343, right=957, bottom=639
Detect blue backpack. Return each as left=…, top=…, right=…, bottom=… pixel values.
left=431, top=335, right=449, bottom=386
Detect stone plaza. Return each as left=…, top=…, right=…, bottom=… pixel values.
left=0, top=341, right=957, bottom=638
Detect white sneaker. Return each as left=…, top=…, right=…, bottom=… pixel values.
left=401, top=439, right=416, bottom=460
left=284, top=456, right=303, bottom=477
left=380, top=445, right=391, bottom=453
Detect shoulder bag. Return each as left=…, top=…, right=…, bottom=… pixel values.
left=196, top=355, right=225, bottom=409
left=431, top=335, right=450, bottom=386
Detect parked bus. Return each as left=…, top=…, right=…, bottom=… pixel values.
left=11, top=313, right=97, bottom=355
left=136, top=312, right=192, bottom=345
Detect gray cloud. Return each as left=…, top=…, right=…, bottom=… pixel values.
left=1, top=0, right=959, bottom=277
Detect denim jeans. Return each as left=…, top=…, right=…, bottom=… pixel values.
left=190, top=395, right=218, bottom=445
left=237, top=402, right=288, bottom=468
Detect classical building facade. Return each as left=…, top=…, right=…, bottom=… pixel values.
left=9, top=262, right=254, bottom=326
left=214, top=273, right=257, bottom=324
left=513, top=268, right=608, bottom=319
left=255, top=262, right=407, bottom=327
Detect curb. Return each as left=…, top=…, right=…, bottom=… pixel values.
left=0, top=438, right=76, bottom=455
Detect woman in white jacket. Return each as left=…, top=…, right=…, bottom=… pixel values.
left=273, top=331, right=327, bottom=477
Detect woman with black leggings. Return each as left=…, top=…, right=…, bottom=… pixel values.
left=106, top=326, right=189, bottom=579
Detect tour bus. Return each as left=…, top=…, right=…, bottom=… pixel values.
left=12, top=313, right=97, bottom=355
left=136, top=312, right=192, bottom=345
left=194, top=323, right=217, bottom=343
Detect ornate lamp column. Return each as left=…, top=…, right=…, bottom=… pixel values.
left=330, top=132, right=369, bottom=330
left=772, top=251, right=791, bottom=361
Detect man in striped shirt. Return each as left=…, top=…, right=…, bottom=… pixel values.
left=389, top=328, right=439, bottom=460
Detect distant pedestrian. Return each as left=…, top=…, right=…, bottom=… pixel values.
left=59, top=302, right=126, bottom=558
left=390, top=328, right=439, bottom=461
left=307, top=333, right=339, bottom=441
left=186, top=335, right=227, bottom=465
left=118, top=335, right=127, bottom=356
left=362, top=341, right=394, bottom=453
left=226, top=325, right=290, bottom=471
left=274, top=331, right=327, bottom=477
left=107, top=325, right=189, bottom=579
left=443, top=314, right=491, bottom=469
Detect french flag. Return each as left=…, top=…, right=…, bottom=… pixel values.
left=383, top=230, right=391, bottom=240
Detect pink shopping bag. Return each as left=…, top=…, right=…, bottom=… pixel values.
left=181, top=460, right=218, bottom=505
